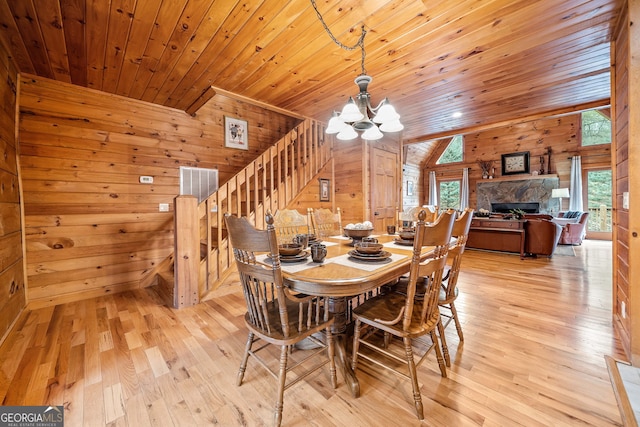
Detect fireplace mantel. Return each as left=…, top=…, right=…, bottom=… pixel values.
left=480, top=173, right=558, bottom=183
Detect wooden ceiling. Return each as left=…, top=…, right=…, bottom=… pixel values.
left=0, top=0, right=623, bottom=144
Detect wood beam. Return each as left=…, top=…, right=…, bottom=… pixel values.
left=185, top=86, right=217, bottom=116
left=403, top=100, right=610, bottom=145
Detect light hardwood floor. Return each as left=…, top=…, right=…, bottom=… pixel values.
left=0, top=240, right=626, bottom=426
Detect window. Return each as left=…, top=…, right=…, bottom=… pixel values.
left=438, top=180, right=461, bottom=210
left=436, top=135, right=463, bottom=164
left=581, top=110, right=611, bottom=146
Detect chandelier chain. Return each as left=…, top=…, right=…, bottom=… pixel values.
left=310, top=0, right=367, bottom=75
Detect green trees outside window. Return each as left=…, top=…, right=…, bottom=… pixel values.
left=581, top=110, right=611, bottom=146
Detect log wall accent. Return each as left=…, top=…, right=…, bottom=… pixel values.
left=18, top=75, right=299, bottom=308
left=421, top=114, right=612, bottom=209
left=0, top=39, right=25, bottom=340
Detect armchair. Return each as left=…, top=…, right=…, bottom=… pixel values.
left=524, top=219, right=562, bottom=258
left=556, top=211, right=589, bottom=245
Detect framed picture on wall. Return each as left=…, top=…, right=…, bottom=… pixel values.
left=319, top=178, right=330, bottom=202
left=407, top=181, right=414, bottom=196
left=224, top=116, right=248, bottom=150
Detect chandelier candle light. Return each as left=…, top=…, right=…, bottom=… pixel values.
left=311, top=0, right=403, bottom=141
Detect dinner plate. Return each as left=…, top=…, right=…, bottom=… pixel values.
left=348, top=250, right=391, bottom=262
left=268, top=251, right=310, bottom=263
left=394, top=238, right=415, bottom=246
left=352, top=249, right=385, bottom=257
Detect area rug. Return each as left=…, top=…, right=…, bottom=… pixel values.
left=555, top=245, right=576, bottom=256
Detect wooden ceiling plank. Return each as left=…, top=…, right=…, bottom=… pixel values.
left=102, top=0, right=137, bottom=94
left=85, top=0, right=111, bottom=91
left=232, top=0, right=417, bottom=101
left=127, top=0, right=191, bottom=100
left=115, top=0, right=162, bottom=97
left=0, top=0, right=36, bottom=75
left=6, top=0, right=53, bottom=78
left=217, top=0, right=369, bottom=94
left=34, top=0, right=71, bottom=83
left=166, top=0, right=268, bottom=111
left=155, top=0, right=237, bottom=107
left=140, top=0, right=216, bottom=103
left=316, top=4, right=614, bottom=138
left=278, top=0, right=615, bottom=121
left=158, top=2, right=240, bottom=109
left=60, top=0, right=87, bottom=87
left=2, top=0, right=623, bottom=144
left=281, top=0, right=611, bottom=112
left=172, top=0, right=307, bottom=104
left=267, top=0, right=510, bottom=108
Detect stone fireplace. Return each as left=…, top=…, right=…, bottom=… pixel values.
left=476, top=176, right=559, bottom=213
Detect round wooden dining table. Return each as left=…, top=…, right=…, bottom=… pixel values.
left=281, top=232, right=433, bottom=398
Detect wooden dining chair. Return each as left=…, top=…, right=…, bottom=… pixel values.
left=308, top=207, right=342, bottom=238
left=351, top=210, right=455, bottom=420
left=393, top=209, right=473, bottom=366
left=273, top=208, right=310, bottom=243
left=422, top=205, right=439, bottom=223
left=224, top=212, right=337, bottom=427
left=439, top=208, right=475, bottom=349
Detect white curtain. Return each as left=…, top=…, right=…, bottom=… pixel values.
left=428, top=171, right=438, bottom=206
left=460, top=167, right=469, bottom=209
left=569, top=155, right=583, bottom=211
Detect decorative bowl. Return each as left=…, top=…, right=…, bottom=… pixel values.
left=398, top=230, right=416, bottom=240
left=278, top=243, right=302, bottom=256
left=343, top=228, right=373, bottom=239
left=354, top=242, right=384, bottom=254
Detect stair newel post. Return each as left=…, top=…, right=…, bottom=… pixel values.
left=174, top=195, right=200, bottom=308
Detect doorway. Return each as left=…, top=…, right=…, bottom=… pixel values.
left=370, top=148, right=398, bottom=231
left=584, top=168, right=612, bottom=240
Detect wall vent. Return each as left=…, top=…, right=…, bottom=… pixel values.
left=180, top=166, right=218, bottom=203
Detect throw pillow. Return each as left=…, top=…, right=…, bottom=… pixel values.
left=564, top=211, right=580, bottom=218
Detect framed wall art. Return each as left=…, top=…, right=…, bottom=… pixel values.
left=319, top=178, right=330, bottom=202
left=406, top=181, right=414, bottom=196
left=224, top=116, right=248, bottom=150
left=501, top=151, right=530, bottom=175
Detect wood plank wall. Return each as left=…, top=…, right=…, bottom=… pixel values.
left=333, top=138, right=366, bottom=226
left=0, top=39, right=25, bottom=340
left=402, top=164, right=421, bottom=211
left=286, top=160, right=335, bottom=213
left=628, top=0, right=640, bottom=364
left=17, top=75, right=299, bottom=308
left=612, top=2, right=630, bottom=359
left=419, top=115, right=612, bottom=210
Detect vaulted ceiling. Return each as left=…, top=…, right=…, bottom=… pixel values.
left=0, top=0, right=623, bottom=147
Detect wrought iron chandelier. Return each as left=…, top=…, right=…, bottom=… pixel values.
left=310, top=1, right=403, bottom=141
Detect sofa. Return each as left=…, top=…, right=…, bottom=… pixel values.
left=553, top=211, right=589, bottom=245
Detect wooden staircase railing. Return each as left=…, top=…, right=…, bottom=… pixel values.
left=163, top=118, right=332, bottom=308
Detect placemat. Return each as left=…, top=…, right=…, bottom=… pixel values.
left=255, top=254, right=334, bottom=273
left=382, top=240, right=415, bottom=251
left=330, top=252, right=407, bottom=272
